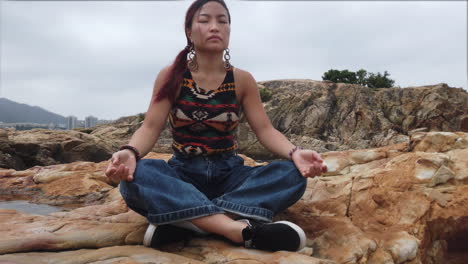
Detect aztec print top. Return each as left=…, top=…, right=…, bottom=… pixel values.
left=169, top=67, right=241, bottom=156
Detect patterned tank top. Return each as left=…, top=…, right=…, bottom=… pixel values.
left=169, top=67, right=240, bottom=156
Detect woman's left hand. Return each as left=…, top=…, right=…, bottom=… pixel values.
left=292, top=149, right=327, bottom=178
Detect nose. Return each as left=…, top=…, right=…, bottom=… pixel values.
left=209, top=21, right=219, bottom=32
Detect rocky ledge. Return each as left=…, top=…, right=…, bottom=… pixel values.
left=87, top=82, right=468, bottom=161
left=0, top=129, right=117, bottom=171
left=0, top=132, right=466, bottom=264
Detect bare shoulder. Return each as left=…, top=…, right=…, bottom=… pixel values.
left=233, top=67, right=258, bottom=100
left=233, top=67, right=256, bottom=84
left=156, top=65, right=172, bottom=84
left=151, top=65, right=174, bottom=96
left=159, top=65, right=172, bottom=76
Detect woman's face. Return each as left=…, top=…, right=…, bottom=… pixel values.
left=187, top=1, right=230, bottom=53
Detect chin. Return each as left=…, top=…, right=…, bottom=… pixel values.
left=200, top=45, right=225, bottom=53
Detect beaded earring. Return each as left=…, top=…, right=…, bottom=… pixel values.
left=187, top=43, right=198, bottom=72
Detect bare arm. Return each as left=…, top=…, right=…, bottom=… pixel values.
left=127, top=66, right=173, bottom=157
left=237, top=70, right=294, bottom=160
left=237, top=69, right=327, bottom=177
left=105, top=66, right=173, bottom=182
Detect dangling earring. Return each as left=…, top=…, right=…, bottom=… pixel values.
left=187, top=43, right=198, bottom=72
left=224, top=48, right=232, bottom=71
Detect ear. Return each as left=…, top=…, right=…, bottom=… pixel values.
left=186, top=29, right=192, bottom=42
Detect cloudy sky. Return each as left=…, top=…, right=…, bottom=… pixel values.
left=1, top=0, right=466, bottom=121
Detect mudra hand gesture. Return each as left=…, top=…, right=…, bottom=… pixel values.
left=105, top=150, right=137, bottom=182
left=291, top=148, right=327, bottom=178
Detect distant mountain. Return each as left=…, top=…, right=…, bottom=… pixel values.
left=0, top=98, right=66, bottom=124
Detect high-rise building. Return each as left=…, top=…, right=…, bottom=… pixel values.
left=85, top=116, right=98, bottom=128
left=66, top=116, right=78, bottom=130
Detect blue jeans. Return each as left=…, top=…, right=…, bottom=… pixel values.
left=120, top=151, right=307, bottom=224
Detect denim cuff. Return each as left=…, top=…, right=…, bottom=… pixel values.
left=147, top=205, right=225, bottom=225
left=212, top=199, right=273, bottom=223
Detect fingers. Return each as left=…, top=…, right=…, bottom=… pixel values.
left=300, top=163, right=323, bottom=178
left=105, top=166, right=116, bottom=177
left=112, top=155, right=120, bottom=165
left=105, top=151, right=136, bottom=182
left=105, top=162, right=130, bottom=182
left=312, top=165, right=322, bottom=177
left=299, top=161, right=328, bottom=178
left=115, top=164, right=128, bottom=181
left=312, top=152, right=323, bottom=163
left=321, top=164, right=328, bottom=173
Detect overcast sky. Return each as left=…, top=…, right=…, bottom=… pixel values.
left=1, top=0, right=466, bottom=121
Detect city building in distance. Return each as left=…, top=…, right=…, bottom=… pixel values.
left=85, top=116, right=98, bottom=128
left=66, top=116, right=78, bottom=130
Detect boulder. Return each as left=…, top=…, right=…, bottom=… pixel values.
left=0, top=129, right=117, bottom=170
left=0, top=133, right=466, bottom=263
left=86, top=83, right=468, bottom=161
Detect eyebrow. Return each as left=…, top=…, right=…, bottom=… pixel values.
left=198, top=14, right=227, bottom=18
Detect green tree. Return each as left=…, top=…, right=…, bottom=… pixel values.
left=137, top=113, right=145, bottom=123
left=322, top=69, right=357, bottom=84
left=322, top=68, right=395, bottom=88
left=366, top=71, right=395, bottom=88
left=356, top=69, right=368, bottom=86
left=259, top=87, right=272, bottom=102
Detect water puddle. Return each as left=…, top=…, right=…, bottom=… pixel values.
left=0, top=200, right=64, bottom=215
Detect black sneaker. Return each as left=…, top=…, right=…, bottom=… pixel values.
left=143, top=223, right=195, bottom=248
left=241, top=220, right=306, bottom=252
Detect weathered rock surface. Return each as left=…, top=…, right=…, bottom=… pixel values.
left=0, top=245, right=206, bottom=264
left=242, top=82, right=467, bottom=159
left=0, top=132, right=466, bottom=263
left=87, top=82, right=468, bottom=160
left=0, top=129, right=117, bottom=170
left=279, top=131, right=468, bottom=264
left=0, top=152, right=263, bottom=208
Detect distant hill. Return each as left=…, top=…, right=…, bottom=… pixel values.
left=0, top=98, right=66, bottom=124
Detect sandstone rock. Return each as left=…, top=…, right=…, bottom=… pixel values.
left=243, top=82, right=467, bottom=160
left=410, top=131, right=468, bottom=153
left=0, top=129, right=118, bottom=170
left=0, top=245, right=204, bottom=264
left=0, top=152, right=267, bottom=209
left=86, top=83, right=467, bottom=161
left=162, top=238, right=336, bottom=264
left=0, top=159, right=114, bottom=207
left=0, top=132, right=466, bottom=263
left=278, top=132, right=467, bottom=264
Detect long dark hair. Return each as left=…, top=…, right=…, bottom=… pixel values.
left=154, top=0, right=231, bottom=103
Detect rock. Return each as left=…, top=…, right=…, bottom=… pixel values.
left=163, top=238, right=335, bottom=264
left=242, top=82, right=468, bottom=160
left=0, top=129, right=118, bottom=170
left=0, top=152, right=262, bottom=209
left=0, top=245, right=205, bottom=264
left=278, top=132, right=467, bottom=264
left=0, top=159, right=114, bottom=207
left=0, top=129, right=25, bottom=170
left=408, top=127, right=429, bottom=136
left=0, top=132, right=466, bottom=263
left=85, top=83, right=468, bottom=161
left=0, top=199, right=147, bottom=255
left=410, top=131, right=468, bottom=153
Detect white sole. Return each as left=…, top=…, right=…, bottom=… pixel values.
left=171, top=220, right=210, bottom=235
left=143, top=224, right=157, bottom=247
left=275, top=221, right=307, bottom=251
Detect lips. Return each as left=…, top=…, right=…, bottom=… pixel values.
left=208, top=36, right=222, bottom=41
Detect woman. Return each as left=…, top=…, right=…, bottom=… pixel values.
left=105, top=0, right=327, bottom=252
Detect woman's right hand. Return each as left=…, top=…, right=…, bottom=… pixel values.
left=105, top=150, right=137, bottom=182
